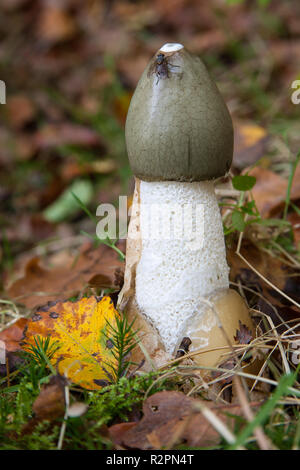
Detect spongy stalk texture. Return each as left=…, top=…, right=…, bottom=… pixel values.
left=135, top=180, right=229, bottom=354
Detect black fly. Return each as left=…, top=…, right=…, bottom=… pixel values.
left=148, top=52, right=180, bottom=84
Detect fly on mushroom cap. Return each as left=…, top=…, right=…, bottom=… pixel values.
left=125, top=43, right=233, bottom=182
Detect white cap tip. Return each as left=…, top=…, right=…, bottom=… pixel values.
left=160, top=43, right=184, bottom=53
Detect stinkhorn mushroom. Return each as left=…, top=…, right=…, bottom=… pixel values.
left=119, top=43, right=254, bottom=368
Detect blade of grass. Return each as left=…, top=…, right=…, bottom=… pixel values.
left=228, top=371, right=298, bottom=449
left=283, top=150, right=300, bottom=220
left=71, top=191, right=97, bottom=223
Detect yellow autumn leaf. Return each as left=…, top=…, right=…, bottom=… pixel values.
left=23, top=296, right=119, bottom=390
left=238, top=124, right=266, bottom=147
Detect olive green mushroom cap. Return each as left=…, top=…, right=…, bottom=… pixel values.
left=125, top=43, right=233, bottom=182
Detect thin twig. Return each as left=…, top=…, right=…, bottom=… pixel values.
left=57, top=385, right=69, bottom=450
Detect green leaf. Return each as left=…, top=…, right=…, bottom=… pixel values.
left=241, top=200, right=256, bottom=215
left=232, top=175, right=256, bottom=192
left=43, top=179, right=93, bottom=223
left=283, top=150, right=300, bottom=220
left=231, top=210, right=246, bottom=232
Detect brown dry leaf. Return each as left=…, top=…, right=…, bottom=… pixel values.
left=0, top=318, right=28, bottom=352
left=233, top=122, right=269, bottom=170
left=4, top=214, right=54, bottom=245
left=6, top=95, right=36, bottom=129
left=109, top=391, right=259, bottom=449
left=89, top=267, right=124, bottom=290
left=0, top=317, right=28, bottom=376
left=270, top=40, right=300, bottom=65
left=248, top=166, right=300, bottom=218
left=227, top=240, right=300, bottom=335
left=22, top=375, right=66, bottom=433
left=23, top=295, right=120, bottom=389
left=109, top=422, right=137, bottom=448
left=13, top=134, right=38, bottom=161
left=118, top=55, right=150, bottom=88
left=276, top=3, right=300, bottom=35
left=34, top=123, right=104, bottom=149
left=61, top=159, right=116, bottom=182
left=113, top=92, right=132, bottom=125
left=212, top=322, right=253, bottom=387
left=152, top=0, right=216, bottom=31
left=0, top=128, right=15, bottom=165
left=32, top=375, right=65, bottom=421
left=7, top=243, right=124, bottom=309
left=234, top=321, right=253, bottom=345
left=270, top=40, right=300, bottom=86
left=185, top=30, right=226, bottom=54
left=1, top=0, right=28, bottom=10
left=257, top=299, right=300, bottom=337
left=248, top=167, right=288, bottom=218
left=38, top=5, right=77, bottom=44
left=227, top=240, right=300, bottom=305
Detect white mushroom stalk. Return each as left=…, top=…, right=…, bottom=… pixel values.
left=135, top=180, right=229, bottom=354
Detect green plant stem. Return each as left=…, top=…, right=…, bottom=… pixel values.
left=283, top=150, right=300, bottom=220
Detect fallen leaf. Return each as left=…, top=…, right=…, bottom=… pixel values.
left=113, top=92, right=132, bottom=125
left=118, top=55, right=149, bottom=88
left=109, top=422, right=137, bottom=448
left=23, top=295, right=120, bottom=389
left=22, top=375, right=66, bottom=433
left=0, top=318, right=28, bottom=352
left=211, top=358, right=237, bottom=386
left=233, top=122, right=269, bottom=169
left=247, top=167, right=288, bottom=218
left=109, top=391, right=259, bottom=449
left=0, top=350, right=24, bottom=377
left=1, top=0, right=29, bottom=10
left=256, top=298, right=300, bottom=337
left=227, top=240, right=300, bottom=339
left=32, top=375, right=66, bottom=421
left=4, top=214, right=54, bottom=245
left=185, top=30, right=226, bottom=54
left=270, top=40, right=300, bottom=86
left=7, top=243, right=124, bottom=309
left=43, top=179, right=93, bottom=223
left=34, top=123, right=104, bottom=149
left=38, top=5, right=77, bottom=44
left=234, top=321, right=253, bottom=345
left=89, top=268, right=124, bottom=290
left=6, top=95, right=36, bottom=129
left=61, top=159, right=117, bottom=182
left=228, top=240, right=300, bottom=306
left=248, top=166, right=300, bottom=218
left=13, top=134, right=38, bottom=161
